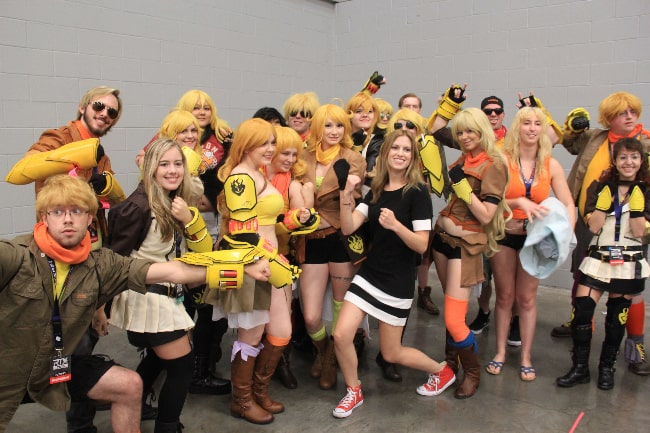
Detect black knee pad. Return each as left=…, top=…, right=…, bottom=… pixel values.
left=573, top=296, right=596, bottom=326
left=604, top=297, right=632, bottom=347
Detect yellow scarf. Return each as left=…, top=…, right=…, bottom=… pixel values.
left=316, top=144, right=340, bottom=165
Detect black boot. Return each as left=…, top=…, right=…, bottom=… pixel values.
left=273, top=344, right=298, bottom=389
left=598, top=343, right=619, bottom=390
left=189, top=355, right=231, bottom=395
left=375, top=351, right=402, bottom=382
left=154, top=420, right=183, bottom=433
left=556, top=324, right=592, bottom=387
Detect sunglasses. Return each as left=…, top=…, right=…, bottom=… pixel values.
left=394, top=121, right=417, bottom=130
left=379, top=112, right=392, bottom=120
left=91, top=101, right=119, bottom=120
left=289, top=110, right=311, bottom=118
left=482, top=108, right=504, bottom=116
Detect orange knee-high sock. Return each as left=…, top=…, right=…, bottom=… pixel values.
left=626, top=301, right=645, bottom=337
left=445, top=295, right=470, bottom=342
left=266, top=334, right=291, bottom=348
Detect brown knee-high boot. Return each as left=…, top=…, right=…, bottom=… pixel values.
left=319, top=337, right=338, bottom=390
left=252, top=339, right=286, bottom=414
left=455, top=343, right=480, bottom=399
left=310, top=336, right=328, bottom=379
left=445, top=332, right=459, bottom=374
left=230, top=352, right=273, bottom=424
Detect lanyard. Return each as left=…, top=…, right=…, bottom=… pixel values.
left=519, top=158, right=536, bottom=199
left=613, top=189, right=623, bottom=242
left=47, top=258, right=74, bottom=352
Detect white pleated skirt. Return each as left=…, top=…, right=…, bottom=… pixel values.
left=110, top=290, right=195, bottom=333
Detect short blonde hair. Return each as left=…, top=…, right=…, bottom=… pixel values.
left=36, top=175, right=98, bottom=218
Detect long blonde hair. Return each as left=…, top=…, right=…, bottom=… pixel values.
left=502, top=107, right=551, bottom=178
left=370, top=130, right=424, bottom=203
left=451, top=107, right=510, bottom=255
left=141, top=138, right=198, bottom=242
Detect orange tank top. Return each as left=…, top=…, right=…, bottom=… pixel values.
left=506, top=156, right=551, bottom=220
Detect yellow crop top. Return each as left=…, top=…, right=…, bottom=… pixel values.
left=256, top=193, right=284, bottom=225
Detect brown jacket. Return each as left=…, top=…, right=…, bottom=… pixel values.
left=0, top=235, right=152, bottom=426
left=302, top=147, right=366, bottom=228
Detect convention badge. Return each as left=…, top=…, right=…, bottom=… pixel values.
left=174, top=283, right=185, bottom=304
left=49, top=352, right=72, bottom=384
left=609, top=246, right=624, bottom=265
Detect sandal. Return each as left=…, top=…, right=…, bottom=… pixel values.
left=486, top=360, right=504, bottom=375
left=520, top=365, right=536, bottom=381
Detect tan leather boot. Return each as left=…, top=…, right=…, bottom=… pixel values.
left=252, top=339, right=286, bottom=414
left=455, top=344, right=480, bottom=399
left=417, top=286, right=440, bottom=315
left=230, top=352, right=274, bottom=424
left=310, top=337, right=328, bottom=379
left=319, top=337, right=338, bottom=390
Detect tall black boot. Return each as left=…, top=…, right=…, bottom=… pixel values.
left=273, top=344, right=298, bottom=389
left=189, top=354, right=231, bottom=395
left=154, top=420, right=183, bottom=433
left=597, top=342, right=619, bottom=390
left=556, top=324, right=592, bottom=387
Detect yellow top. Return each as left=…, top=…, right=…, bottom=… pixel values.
left=256, top=193, right=284, bottom=226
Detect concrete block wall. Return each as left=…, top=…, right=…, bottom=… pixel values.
left=2, top=0, right=650, bottom=288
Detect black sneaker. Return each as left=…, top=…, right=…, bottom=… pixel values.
left=469, top=309, right=490, bottom=334
left=507, top=316, right=521, bottom=347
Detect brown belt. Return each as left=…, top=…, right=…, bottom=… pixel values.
left=305, top=226, right=338, bottom=240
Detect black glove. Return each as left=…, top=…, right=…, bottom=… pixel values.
left=89, top=172, right=108, bottom=195
left=447, top=85, right=466, bottom=104
left=333, top=159, right=350, bottom=190
left=449, top=164, right=466, bottom=183
left=361, top=71, right=385, bottom=95
left=351, top=129, right=367, bottom=148
left=95, top=144, right=105, bottom=163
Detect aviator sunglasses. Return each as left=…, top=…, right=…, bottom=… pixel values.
left=394, top=120, right=417, bottom=130
left=289, top=110, right=312, bottom=119
left=91, top=101, right=119, bottom=120
left=482, top=108, right=504, bottom=116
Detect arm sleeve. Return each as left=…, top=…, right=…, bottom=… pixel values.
left=479, top=158, right=508, bottom=203
left=106, top=200, right=150, bottom=256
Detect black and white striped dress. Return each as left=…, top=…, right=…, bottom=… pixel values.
left=345, top=184, right=433, bottom=326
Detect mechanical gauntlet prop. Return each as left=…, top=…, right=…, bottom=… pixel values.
left=184, top=207, right=214, bottom=252
left=5, top=138, right=99, bottom=185
left=276, top=208, right=321, bottom=236
left=426, top=84, right=466, bottom=131
left=176, top=248, right=258, bottom=290
left=418, top=134, right=445, bottom=197
left=361, top=71, right=385, bottom=95
left=564, top=108, right=590, bottom=134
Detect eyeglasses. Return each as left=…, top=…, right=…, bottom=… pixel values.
left=379, top=112, right=391, bottom=120
left=289, top=110, right=311, bottom=119
left=91, top=101, right=119, bottom=120
left=617, top=109, right=638, bottom=118
left=46, top=208, right=89, bottom=220
left=394, top=121, right=417, bottom=130
left=482, top=108, right=504, bottom=115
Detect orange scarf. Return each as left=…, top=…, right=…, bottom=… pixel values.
left=316, top=144, right=341, bottom=165
left=33, top=222, right=91, bottom=264
left=70, top=120, right=94, bottom=139
left=464, top=150, right=489, bottom=169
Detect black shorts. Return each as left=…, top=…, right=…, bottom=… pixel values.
left=578, top=272, right=646, bottom=296
left=431, top=232, right=461, bottom=259
left=497, top=233, right=527, bottom=251
left=304, top=232, right=350, bottom=264
left=127, top=329, right=188, bottom=348
left=68, top=354, right=117, bottom=402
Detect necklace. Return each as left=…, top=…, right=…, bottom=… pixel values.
left=519, top=157, right=536, bottom=199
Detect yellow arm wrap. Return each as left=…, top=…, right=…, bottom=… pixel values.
left=223, top=233, right=301, bottom=288
left=529, top=96, right=563, bottom=142
left=5, top=138, right=99, bottom=185
left=451, top=178, right=473, bottom=204
left=181, top=146, right=204, bottom=176
left=176, top=248, right=258, bottom=290
left=418, top=135, right=445, bottom=197
left=184, top=208, right=214, bottom=252
left=224, top=173, right=259, bottom=234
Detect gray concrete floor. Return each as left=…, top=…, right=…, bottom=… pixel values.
left=7, top=272, right=650, bottom=433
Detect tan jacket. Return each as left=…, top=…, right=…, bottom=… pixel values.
left=303, top=147, right=366, bottom=228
